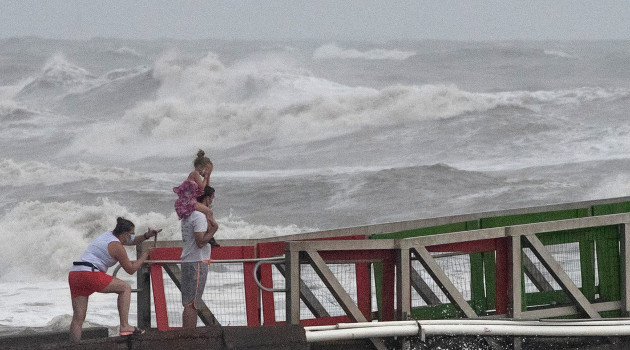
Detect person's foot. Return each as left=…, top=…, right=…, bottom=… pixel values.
left=120, top=326, right=145, bottom=336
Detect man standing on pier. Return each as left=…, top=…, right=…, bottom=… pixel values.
left=180, top=186, right=218, bottom=328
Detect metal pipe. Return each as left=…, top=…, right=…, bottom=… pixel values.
left=327, top=319, right=630, bottom=328
left=143, top=256, right=284, bottom=264
left=304, top=320, right=630, bottom=343
left=253, top=258, right=286, bottom=292
left=306, top=324, right=421, bottom=342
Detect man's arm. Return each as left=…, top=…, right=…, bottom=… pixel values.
left=194, top=216, right=218, bottom=248
left=194, top=223, right=217, bottom=248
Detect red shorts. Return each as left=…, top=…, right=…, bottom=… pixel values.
left=68, top=271, right=114, bottom=298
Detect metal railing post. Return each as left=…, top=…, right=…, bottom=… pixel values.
left=137, top=243, right=152, bottom=329
left=621, top=223, right=630, bottom=317
left=286, top=244, right=301, bottom=324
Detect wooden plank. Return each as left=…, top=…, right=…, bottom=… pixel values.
left=355, top=262, right=372, bottom=320
left=396, top=248, right=411, bottom=320
left=523, top=235, right=601, bottom=319
left=137, top=254, right=152, bottom=329
left=410, top=266, right=442, bottom=305
left=304, top=251, right=368, bottom=322
left=507, top=213, right=630, bottom=236
left=401, top=227, right=506, bottom=247
left=150, top=264, right=170, bottom=331
left=621, top=223, right=630, bottom=317
left=411, top=247, right=477, bottom=318
left=287, top=239, right=398, bottom=252
left=484, top=250, right=498, bottom=311
left=304, top=250, right=388, bottom=350
left=521, top=301, right=621, bottom=319
left=469, top=253, right=486, bottom=312
left=162, top=263, right=221, bottom=326
left=275, top=263, right=330, bottom=318
left=596, top=228, right=622, bottom=302
left=382, top=258, right=396, bottom=321
left=522, top=254, right=554, bottom=292
left=243, top=261, right=261, bottom=326
left=286, top=249, right=301, bottom=325
left=579, top=239, right=596, bottom=302
left=509, top=236, right=523, bottom=318
left=212, top=196, right=630, bottom=246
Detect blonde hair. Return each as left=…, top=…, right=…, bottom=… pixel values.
left=193, top=149, right=213, bottom=168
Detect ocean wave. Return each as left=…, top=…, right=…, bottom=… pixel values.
left=0, top=198, right=308, bottom=281
left=544, top=49, right=575, bottom=59
left=16, top=53, right=153, bottom=106
left=51, top=51, right=630, bottom=161
left=0, top=159, right=147, bottom=187
left=0, top=100, right=37, bottom=121
left=313, top=43, right=416, bottom=60
left=16, top=54, right=97, bottom=100
left=109, top=46, right=143, bottom=57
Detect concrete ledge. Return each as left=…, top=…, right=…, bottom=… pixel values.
left=4, top=325, right=307, bottom=350
left=2, top=327, right=108, bottom=349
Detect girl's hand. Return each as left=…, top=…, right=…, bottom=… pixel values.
left=203, top=164, right=213, bottom=178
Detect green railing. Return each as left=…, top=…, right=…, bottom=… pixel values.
left=370, top=199, right=630, bottom=320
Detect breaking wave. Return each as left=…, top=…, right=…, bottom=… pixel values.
left=313, top=43, right=417, bottom=60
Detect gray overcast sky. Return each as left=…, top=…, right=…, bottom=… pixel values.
left=2, top=0, right=630, bottom=41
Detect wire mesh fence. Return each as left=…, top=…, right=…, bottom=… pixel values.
left=411, top=253, right=472, bottom=308
left=156, top=262, right=250, bottom=327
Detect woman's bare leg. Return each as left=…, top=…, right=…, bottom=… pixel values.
left=70, top=296, right=88, bottom=342
left=101, top=277, right=134, bottom=333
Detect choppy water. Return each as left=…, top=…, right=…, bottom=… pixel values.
left=1, top=38, right=630, bottom=334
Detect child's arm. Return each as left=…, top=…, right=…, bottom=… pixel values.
left=194, top=201, right=210, bottom=215
left=201, top=164, right=212, bottom=187
left=189, top=171, right=204, bottom=187
left=194, top=201, right=218, bottom=226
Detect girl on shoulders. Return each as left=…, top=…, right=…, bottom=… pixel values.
left=173, top=149, right=217, bottom=226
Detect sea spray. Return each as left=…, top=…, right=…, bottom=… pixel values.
left=3, top=38, right=630, bottom=333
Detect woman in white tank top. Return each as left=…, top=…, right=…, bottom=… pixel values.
left=68, top=217, right=162, bottom=342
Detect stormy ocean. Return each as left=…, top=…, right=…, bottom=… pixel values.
left=1, top=38, right=630, bottom=336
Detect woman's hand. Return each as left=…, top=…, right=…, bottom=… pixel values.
left=142, top=245, right=155, bottom=259
left=146, top=227, right=162, bottom=239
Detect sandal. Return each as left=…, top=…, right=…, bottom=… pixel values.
left=120, top=326, right=145, bottom=336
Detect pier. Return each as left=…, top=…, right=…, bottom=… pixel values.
left=135, top=195, right=630, bottom=349
left=9, top=196, right=630, bottom=349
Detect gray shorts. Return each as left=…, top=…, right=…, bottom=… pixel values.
left=181, top=261, right=208, bottom=308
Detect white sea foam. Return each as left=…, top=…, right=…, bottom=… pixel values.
left=586, top=173, right=630, bottom=201
left=0, top=197, right=308, bottom=282
left=0, top=198, right=176, bottom=281
left=313, top=43, right=416, bottom=60
left=57, top=50, right=630, bottom=161
left=0, top=159, right=146, bottom=187
left=40, top=54, right=96, bottom=88
left=0, top=85, right=23, bottom=100
left=111, top=46, right=142, bottom=57
left=544, top=49, right=574, bottom=59
left=4, top=37, right=630, bottom=332
left=18, top=54, right=151, bottom=103
left=0, top=99, right=34, bottom=118
left=16, top=54, right=98, bottom=99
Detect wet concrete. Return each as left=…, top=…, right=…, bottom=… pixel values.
left=2, top=324, right=307, bottom=350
